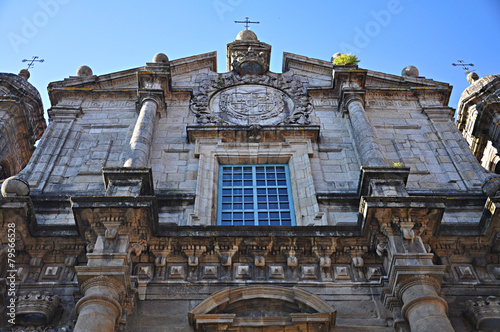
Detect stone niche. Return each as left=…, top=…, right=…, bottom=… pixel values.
left=210, top=84, right=293, bottom=126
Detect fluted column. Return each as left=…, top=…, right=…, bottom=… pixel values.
left=74, top=276, right=126, bottom=332
left=124, top=98, right=158, bottom=167
left=400, top=277, right=454, bottom=332
left=345, top=95, right=387, bottom=167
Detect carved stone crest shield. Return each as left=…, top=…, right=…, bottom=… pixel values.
left=210, top=85, right=293, bottom=125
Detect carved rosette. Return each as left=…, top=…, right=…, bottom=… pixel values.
left=189, top=72, right=314, bottom=125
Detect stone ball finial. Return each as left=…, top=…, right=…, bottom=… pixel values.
left=467, top=72, right=479, bottom=84
left=76, top=65, right=93, bottom=77
left=236, top=29, right=258, bottom=41
left=152, top=53, right=169, bottom=63
left=402, top=66, right=419, bottom=77
left=18, top=69, right=30, bottom=80
left=1, top=177, right=30, bottom=197
left=331, top=52, right=344, bottom=62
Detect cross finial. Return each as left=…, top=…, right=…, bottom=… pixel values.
left=452, top=60, right=475, bottom=74
left=235, top=17, right=259, bottom=30
left=22, top=56, right=44, bottom=69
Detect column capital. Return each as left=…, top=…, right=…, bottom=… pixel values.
left=80, top=275, right=127, bottom=301
left=136, top=91, right=164, bottom=115
left=342, top=90, right=365, bottom=109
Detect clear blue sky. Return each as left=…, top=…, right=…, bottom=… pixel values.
left=1, top=0, right=499, bottom=119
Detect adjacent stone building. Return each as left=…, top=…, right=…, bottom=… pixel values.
left=0, top=69, right=46, bottom=181
left=1, top=30, right=500, bottom=331
left=456, top=73, right=500, bottom=173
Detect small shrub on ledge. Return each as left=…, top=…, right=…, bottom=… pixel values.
left=333, top=53, right=360, bottom=65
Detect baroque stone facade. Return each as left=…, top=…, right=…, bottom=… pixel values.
left=1, top=30, right=500, bottom=331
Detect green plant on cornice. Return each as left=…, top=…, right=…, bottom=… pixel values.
left=333, top=53, right=360, bottom=65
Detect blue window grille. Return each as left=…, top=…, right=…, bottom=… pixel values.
left=217, top=164, right=296, bottom=226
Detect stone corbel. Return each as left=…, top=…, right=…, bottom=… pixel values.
left=281, top=240, right=302, bottom=281
left=246, top=239, right=273, bottom=281
left=344, top=245, right=368, bottom=281
left=182, top=245, right=207, bottom=282
left=392, top=217, right=416, bottom=243
left=150, top=244, right=173, bottom=280
left=312, top=238, right=337, bottom=282
left=102, top=217, right=122, bottom=250
left=26, top=246, right=49, bottom=282
left=215, top=244, right=238, bottom=281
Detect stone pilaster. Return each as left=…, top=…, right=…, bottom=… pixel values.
left=344, top=93, right=387, bottom=167
left=124, top=97, right=159, bottom=168
left=74, top=275, right=126, bottom=332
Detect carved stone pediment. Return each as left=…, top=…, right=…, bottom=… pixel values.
left=188, top=286, right=336, bottom=331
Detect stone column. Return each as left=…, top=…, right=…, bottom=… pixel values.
left=400, top=276, right=454, bottom=332
left=345, top=95, right=387, bottom=167
left=74, top=275, right=126, bottom=332
left=124, top=98, right=158, bottom=167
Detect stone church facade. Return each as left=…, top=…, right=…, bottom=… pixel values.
left=1, top=30, right=500, bottom=331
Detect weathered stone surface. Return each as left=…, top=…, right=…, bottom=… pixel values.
left=1, top=30, right=499, bottom=332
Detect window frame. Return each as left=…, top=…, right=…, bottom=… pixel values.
left=217, top=164, right=296, bottom=226
left=189, top=139, right=325, bottom=226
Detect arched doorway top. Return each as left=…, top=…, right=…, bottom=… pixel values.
left=188, top=285, right=336, bottom=331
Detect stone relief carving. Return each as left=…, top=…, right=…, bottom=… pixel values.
left=189, top=72, right=314, bottom=125
left=210, top=84, right=292, bottom=126
left=464, top=296, right=500, bottom=331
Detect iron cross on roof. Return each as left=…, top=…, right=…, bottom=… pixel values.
left=22, top=56, right=44, bottom=69
left=235, top=17, right=259, bottom=30
left=452, top=60, right=475, bottom=74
